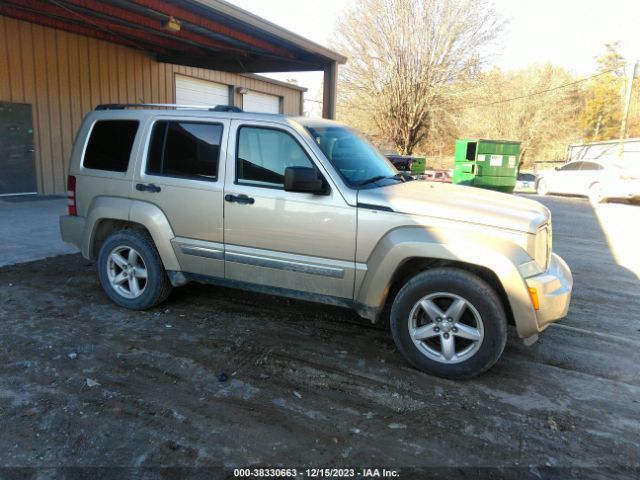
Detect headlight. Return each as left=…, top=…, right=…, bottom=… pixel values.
left=519, top=224, right=551, bottom=278
left=534, top=223, right=551, bottom=271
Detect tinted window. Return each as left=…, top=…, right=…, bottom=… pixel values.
left=84, top=120, right=138, bottom=172
left=147, top=121, right=222, bottom=181
left=580, top=162, right=603, bottom=171
left=560, top=162, right=581, bottom=171
left=237, top=127, right=314, bottom=187
left=518, top=173, right=536, bottom=181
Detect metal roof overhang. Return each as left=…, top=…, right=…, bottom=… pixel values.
left=0, top=0, right=346, bottom=73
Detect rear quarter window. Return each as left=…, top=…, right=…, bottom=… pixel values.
left=83, top=120, right=139, bottom=172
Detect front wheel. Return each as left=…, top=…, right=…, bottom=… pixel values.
left=390, top=268, right=507, bottom=379
left=536, top=178, right=548, bottom=196
left=588, top=182, right=605, bottom=204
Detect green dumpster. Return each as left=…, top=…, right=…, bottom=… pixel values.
left=452, top=139, right=521, bottom=193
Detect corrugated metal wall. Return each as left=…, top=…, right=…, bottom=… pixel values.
left=0, top=15, right=303, bottom=194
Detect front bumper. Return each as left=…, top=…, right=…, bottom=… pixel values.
left=525, top=253, right=573, bottom=331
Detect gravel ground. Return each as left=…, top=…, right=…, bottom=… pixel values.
left=0, top=195, right=639, bottom=478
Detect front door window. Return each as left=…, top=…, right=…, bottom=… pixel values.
left=236, top=126, right=314, bottom=188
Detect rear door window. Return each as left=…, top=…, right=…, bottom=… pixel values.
left=147, top=121, right=223, bottom=181
left=83, top=120, right=139, bottom=172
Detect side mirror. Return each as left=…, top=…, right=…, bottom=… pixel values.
left=284, top=167, right=325, bottom=194
left=554, top=167, right=560, bottom=171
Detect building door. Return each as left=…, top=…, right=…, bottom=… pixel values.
left=175, top=75, right=229, bottom=107
left=243, top=91, right=280, bottom=113
left=0, top=102, right=37, bottom=195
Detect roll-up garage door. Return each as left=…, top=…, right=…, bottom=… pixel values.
left=243, top=91, right=280, bottom=114
left=175, top=75, right=229, bottom=107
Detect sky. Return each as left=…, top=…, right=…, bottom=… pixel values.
left=227, top=0, right=640, bottom=113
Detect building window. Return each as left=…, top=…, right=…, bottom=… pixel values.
left=236, top=126, right=313, bottom=187
left=83, top=120, right=139, bottom=172
left=147, top=121, right=222, bottom=181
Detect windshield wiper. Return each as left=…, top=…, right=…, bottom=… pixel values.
left=359, top=173, right=412, bottom=187
left=359, top=175, right=388, bottom=186
left=394, top=172, right=414, bottom=182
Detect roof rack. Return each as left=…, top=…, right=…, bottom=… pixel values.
left=95, top=104, right=243, bottom=112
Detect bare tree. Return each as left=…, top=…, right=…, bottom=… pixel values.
left=334, top=0, right=501, bottom=155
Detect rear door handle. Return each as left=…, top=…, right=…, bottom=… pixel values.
left=136, top=183, right=161, bottom=193
left=225, top=193, right=255, bottom=205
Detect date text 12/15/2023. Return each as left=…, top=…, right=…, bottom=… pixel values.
left=232, top=468, right=400, bottom=478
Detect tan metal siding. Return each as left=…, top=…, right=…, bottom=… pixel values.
left=0, top=15, right=303, bottom=194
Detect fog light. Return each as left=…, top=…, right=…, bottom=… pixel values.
left=528, top=287, right=540, bottom=311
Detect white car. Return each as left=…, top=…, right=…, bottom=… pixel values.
left=536, top=160, right=640, bottom=204
left=515, top=173, right=537, bottom=193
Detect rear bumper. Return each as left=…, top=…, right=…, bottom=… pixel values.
left=59, top=215, right=86, bottom=252
left=525, top=253, right=573, bottom=331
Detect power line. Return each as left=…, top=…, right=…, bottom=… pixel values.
left=440, top=67, right=621, bottom=111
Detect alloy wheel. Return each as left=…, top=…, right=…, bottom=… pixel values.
left=106, top=246, right=148, bottom=299
left=408, top=292, right=484, bottom=364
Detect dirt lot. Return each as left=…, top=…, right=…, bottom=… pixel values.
left=1, top=195, right=639, bottom=476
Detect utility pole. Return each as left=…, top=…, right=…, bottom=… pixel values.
left=618, top=61, right=639, bottom=159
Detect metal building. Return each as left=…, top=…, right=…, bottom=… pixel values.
left=566, top=138, right=640, bottom=164
left=0, top=0, right=346, bottom=195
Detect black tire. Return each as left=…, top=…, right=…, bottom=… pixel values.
left=390, top=268, right=507, bottom=379
left=536, top=178, right=548, bottom=196
left=588, top=182, right=605, bottom=204
left=97, top=229, right=172, bottom=310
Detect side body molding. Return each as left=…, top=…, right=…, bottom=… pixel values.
left=82, top=196, right=180, bottom=271
left=355, top=227, right=540, bottom=338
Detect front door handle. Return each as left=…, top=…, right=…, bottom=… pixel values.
left=225, top=193, right=255, bottom=205
left=136, top=183, right=161, bottom=193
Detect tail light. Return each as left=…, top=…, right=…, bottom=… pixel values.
left=67, top=175, right=77, bottom=216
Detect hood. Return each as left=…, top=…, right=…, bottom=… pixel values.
left=357, top=181, right=550, bottom=233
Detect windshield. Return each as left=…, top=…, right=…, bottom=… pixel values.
left=303, top=124, right=398, bottom=187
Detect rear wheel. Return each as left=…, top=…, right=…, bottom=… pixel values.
left=390, top=268, right=507, bottom=379
left=97, top=229, right=172, bottom=309
left=536, top=178, right=548, bottom=196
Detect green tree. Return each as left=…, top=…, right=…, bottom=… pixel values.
left=581, top=43, right=626, bottom=141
